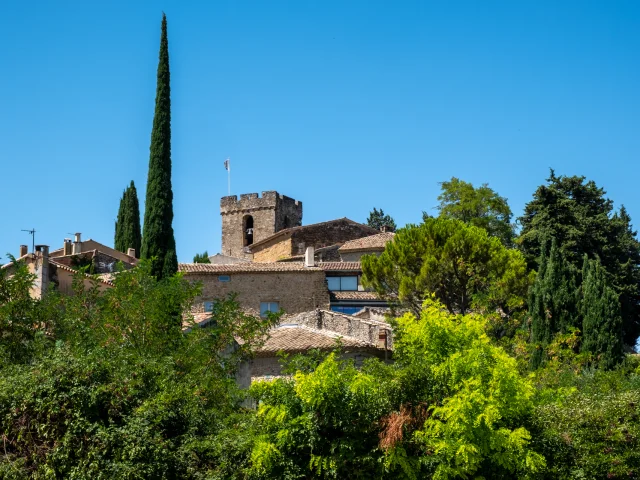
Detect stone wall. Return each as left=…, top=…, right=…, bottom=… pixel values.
left=220, top=191, right=302, bottom=259
left=186, top=270, right=329, bottom=316
left=289, top=220, right=378, bottom=256
left=288, top=309, right=393, bottom=350
left=252, top=237, right=293, bottom=262
left=339, top=249, right=383, bottom=262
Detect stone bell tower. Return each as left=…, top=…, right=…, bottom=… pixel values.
left=220, top=191, right=302, bottom=259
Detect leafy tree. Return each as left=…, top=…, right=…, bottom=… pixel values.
left=437, top=177, right=515, bottom=246
left=361, top=217, right=531, bottom=316
left=367, top=207, right=397, bottom=231
left=0, top=261, right=277, bottom=478
left=141, top=14, right=178, bottom=280
left=114, top=180, right=142, bottom=257
left=529, top=238, right=579, bottom=369
left=249, top=300, right=546, bottom=479
left=581, top=256, right=624, bottom=369
left=193, top=251, right=211, bottom=263
left=519, top=170, right=640, bottom=347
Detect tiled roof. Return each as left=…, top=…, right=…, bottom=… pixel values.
left=318, top=262, right=362, bottom=272
left=50, top=260, right=114, bottom=287
left=256, top=325, right=376, bottom=356
left=179, top=262, right=321, bottom=273
left=330, top=291, right=383, bottom=301
left=338, top=232, right=394, bottom=252
left=249, top=218, right=379, bottom=249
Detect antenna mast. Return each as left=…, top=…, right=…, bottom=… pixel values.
left=21, top=228, right=36, bottom=253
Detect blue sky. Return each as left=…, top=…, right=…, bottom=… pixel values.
left=1, top=1, right=639, bottom=262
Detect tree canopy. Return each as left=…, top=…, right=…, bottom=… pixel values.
left=519, top=170, right=640, bottom=347
left=193, top=251, right=211, bottom=263
left=437, top=177, right=515, bottom=246
left=367, top=207, right=397, bottom=231
left=114, top=180, right=141, bottom=257
left=362, top=217, right=531, bottom=316
left=141, top=14, right=178, bottom=279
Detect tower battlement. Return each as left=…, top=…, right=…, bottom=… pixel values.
left=220, top=191, right=303, bottom=258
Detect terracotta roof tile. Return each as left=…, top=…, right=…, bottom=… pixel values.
left=318, top=262, right=362, bottom=272
left=256, top=325, right=376, bottom=356
left=178, top=262, right=321, bottom=274
left=249, top=218, right=379, bottom=249
left=338, top=232, right=394, bottom=252
left=330, top=291, right=382, bottom=301
left=50, top=260, right=114, bottom=286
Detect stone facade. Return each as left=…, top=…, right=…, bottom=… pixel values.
left=251, top=218, right=380, bottom=262
left=220, top=191, right=302, bottom=259
left=184, top=268, right=330, bottom=316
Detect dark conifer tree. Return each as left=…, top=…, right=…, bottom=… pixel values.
left=141, top=13, right=178, bottom=279
left=529, top=238, right=579, bottom=368
left=581, top=256, right=624, bottom=369
left=114, top=181, right=142, bottom=258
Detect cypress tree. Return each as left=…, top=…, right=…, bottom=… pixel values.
left=581, top=256, right=624, bottom=369
left=141, top=13, right=178, bottom=279
left=529, top=238, right=579, bottom=368
left=114, top=181, right=142, bottom=258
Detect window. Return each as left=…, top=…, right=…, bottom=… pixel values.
left=331, top=305, right=362, bottom=315
left=260, top=301, right=280, bottom=317
left=218, top=275, right=231, bottom=282
left=204, top=301, right=215, bottom=312
left=327, top=276, right=358, bottom=291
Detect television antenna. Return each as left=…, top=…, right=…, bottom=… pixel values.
left=21, top=228, right=36, bottom=253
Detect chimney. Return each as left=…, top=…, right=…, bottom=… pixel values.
left=127, top=248, right=136, bottom=257
left=34, top=245, right=50, bottom=299
left=63, top=238, right=73, bottom=256
left=19, top=245, right=28, bottom=257
left=72, top=233, right=82, bottom=255
left=304, top=246, right=315, bottom=267
left=380, top=225, right=394, bottom=233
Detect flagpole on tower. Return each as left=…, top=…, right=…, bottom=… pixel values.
left=224, top=157, right=231, bottom=195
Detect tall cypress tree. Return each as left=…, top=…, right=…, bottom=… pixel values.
left=581, top=256, right=624, bottom=370
left=529, top=238, right=579, bottom=368
left=141, top=13, right=178, bottom=279
left=115, top=181, right=142, bottom=258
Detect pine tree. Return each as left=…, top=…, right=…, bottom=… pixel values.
left=141, top=13, right=178, bottom=279
left=193, top=251, right=210, bottom=263
left=529, top=238, right=579, bottom=368
left=581, top=256, right=624, bottom=369
left=114, top=181, right=142, bottom=258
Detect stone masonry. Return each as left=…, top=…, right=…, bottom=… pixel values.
left=220, top=191, right=302, bottom=259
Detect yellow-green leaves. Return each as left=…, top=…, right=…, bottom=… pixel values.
left=396, top=299, right=545, bottom=479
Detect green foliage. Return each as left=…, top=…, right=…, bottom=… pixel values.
left=114, top=180, right=142, bottom=258
left=0, top=260, right=276, bottom=478
left=437, top=177, right=515, bottom=246
left=249, top=300, right=545, bottom=479
left=367, top=207, right=397, bottom=231
left=519, top=170, right=640, bottom=346
left=394, top=300, right=546, bottom=479
left=532, top=365, right=640, bottom=479
left=581, top=256, right=624, bottom=370
left=361, top=217, right=531, bottom=316
left=0, top=258, right=58, bottom=365
left=141, top=14, right=178, bottom=280
left=529, top=238, right=580, bottom=369
left=193, top=251, right=211, bottom=263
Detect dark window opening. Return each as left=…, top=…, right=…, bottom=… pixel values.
left=283, top=215, right=290, bottom=229
left=243, top=215, right=254, bottom=246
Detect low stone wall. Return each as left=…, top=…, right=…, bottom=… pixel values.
left=285, top=309, right=393, bottom=350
